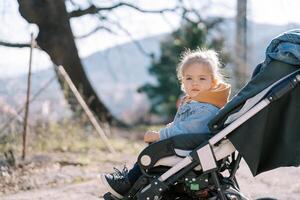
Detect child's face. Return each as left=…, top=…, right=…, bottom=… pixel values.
left=182, top=63, right=213, bottom=97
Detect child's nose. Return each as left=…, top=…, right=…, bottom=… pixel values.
left=192, top=80, right=199, bottom=85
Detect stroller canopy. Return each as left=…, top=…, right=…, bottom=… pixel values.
left=209, top=30, right=300, bottom=176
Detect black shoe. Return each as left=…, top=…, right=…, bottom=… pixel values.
left=103, top=192, right=120, bottom=200
left=100, top=166, right=131, bottom=199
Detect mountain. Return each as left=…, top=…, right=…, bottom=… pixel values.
left=82, top=34, right=165, bottom=123
left=0, top=34, right=166, bottom=125
left=0, top=20, right=299, bottom=125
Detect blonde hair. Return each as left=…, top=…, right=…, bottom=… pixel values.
left=177, top=48, right=224, bottom=89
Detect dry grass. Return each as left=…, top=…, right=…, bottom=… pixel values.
left=0, top=119, right=160, bottom=164
left=0, top=119, right=154, bottom=196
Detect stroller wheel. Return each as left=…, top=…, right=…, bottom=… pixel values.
left=103, top=192, right=120, bottom=200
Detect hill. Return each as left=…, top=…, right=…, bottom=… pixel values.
left=0, top=20, right=298, bottom=124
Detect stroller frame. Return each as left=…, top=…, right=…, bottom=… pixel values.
left=105, top=71, right=300, bottom=200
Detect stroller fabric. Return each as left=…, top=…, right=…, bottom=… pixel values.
left=209, top=29, right=300, bottom=175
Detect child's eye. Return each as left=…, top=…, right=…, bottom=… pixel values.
left=186, top=77, right=192, bottom=80
left=199, top=78, right=206, bottom=80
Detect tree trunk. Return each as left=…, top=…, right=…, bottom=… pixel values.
left=235, top=0, right=248, bottom=90
left=17, top=0, right=122, bottom=125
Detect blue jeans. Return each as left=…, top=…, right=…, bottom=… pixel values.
left=127, top=162, right=142, bottom=185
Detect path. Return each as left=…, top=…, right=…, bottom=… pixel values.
left=1, top=159, right=299, bottom=200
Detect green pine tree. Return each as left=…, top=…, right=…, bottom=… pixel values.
left=139, top=19, right=229, bottom=121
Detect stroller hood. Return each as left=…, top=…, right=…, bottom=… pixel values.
left=209, top=30, right=300, bottom=176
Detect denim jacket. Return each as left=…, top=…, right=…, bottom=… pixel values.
left=262, top=29, right=300, bottom=67
left=252, top=29, right=300, bottom=77
left=159, top=101, right=219, bottom=140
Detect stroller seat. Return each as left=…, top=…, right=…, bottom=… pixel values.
left=139, top=136, right=235, bottom=171
left=103, top=62, right=300, bottom=200
left=104, top=30, right=300, bottom=200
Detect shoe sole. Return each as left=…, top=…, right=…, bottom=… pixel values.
left=99, top=174, right=124, bottom=199
left=103, top=192, right=120, bottom=200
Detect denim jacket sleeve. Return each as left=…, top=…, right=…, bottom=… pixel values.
left=159, top=103, right=219, bottom=140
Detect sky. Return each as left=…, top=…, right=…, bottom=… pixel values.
left=0, top=0, right=300, bottom=78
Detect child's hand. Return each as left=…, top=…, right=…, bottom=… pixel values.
left=144, top=131, right=160, bottom=143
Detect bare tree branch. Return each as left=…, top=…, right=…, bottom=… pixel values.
left=109, top=18, right=153, bottom=58
left=75, top=25, right=115, bottom=39
left=69, top=4, right=98, bottom=18
left=0, top=39, right=41, bottom=49
left=69, top=2, right=179, bottom=18
left=180, top=5, right=204, bottom=24
left=0, top=41, right=31, bottom=48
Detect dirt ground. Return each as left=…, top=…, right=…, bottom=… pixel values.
left=0, top=148, right=299, bottom=200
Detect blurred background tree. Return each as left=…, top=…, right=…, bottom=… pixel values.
left=139, top=18, right=230, bottom=121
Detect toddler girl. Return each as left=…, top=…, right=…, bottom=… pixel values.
left=101, top=48, right=231, bottom=199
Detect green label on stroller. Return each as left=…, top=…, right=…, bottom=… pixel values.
left=190, top=183, right=200, bottom=190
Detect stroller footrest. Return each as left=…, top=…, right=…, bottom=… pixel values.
left=136, top=179, right=169, bottom=200
left=124, top=176, right=148, bottom=199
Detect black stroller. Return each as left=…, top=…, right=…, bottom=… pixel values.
left=104, top=31, right=300, bottom=200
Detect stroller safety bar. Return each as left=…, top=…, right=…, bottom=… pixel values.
left=158, top=156, right=192, bottom=182
left=154, top=139, right=235, bottom=181
left=153, top=139, right=235, bottom=169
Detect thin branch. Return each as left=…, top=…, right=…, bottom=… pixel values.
left=180, top=5, right=204, bottom=25
left=0, top=41, right=31, bottom=48
left=75, top=25, right=115, bottom=39
left=69, top=2, right=179, bottom=18
left=69, top=4, right=98, bottom=18
left=189, top=8, right=203, bottom=21
left=109, top=18, right=153, bottom=58
left=0, top=40, right=41, bottom=49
